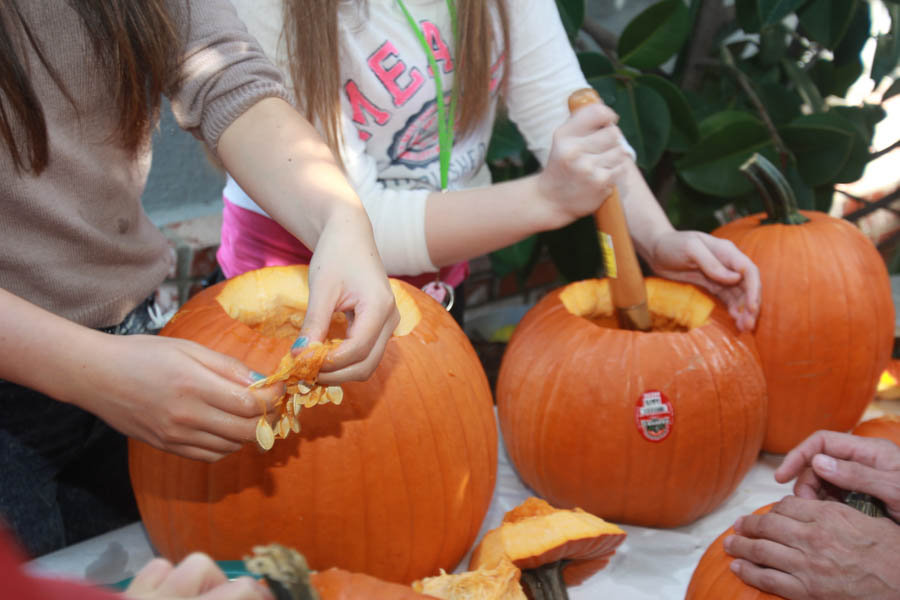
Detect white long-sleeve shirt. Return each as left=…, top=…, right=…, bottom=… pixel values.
left=225, top=0, right=620, bottom=276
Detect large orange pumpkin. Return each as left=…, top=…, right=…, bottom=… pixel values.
left=853, top=414, right=900, bottom=446
left=129, top=265, right=497, bottom=583
left=495, top=277, right=767, bottom=527
left=712, top=154, right=894, bottom=454
left=684, top=504, right=780, bottom=600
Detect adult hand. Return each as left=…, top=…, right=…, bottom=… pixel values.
left=775, top=430, right=900, bottom=521
left=724, top=495, right=900, bottom=599
left=645, top=230, right=761, bottom=332
left=75, top=334, right=283, bottom=463
left=125, top=554, right=273, bottom=600
left=302, top=204, right=400, bottom=385
left=534, top=102, right=631, bottom=228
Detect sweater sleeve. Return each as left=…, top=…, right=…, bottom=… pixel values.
left=504, top=0, right=634, bottom=165
left=165, top=0, right=292, bottom=149
left=337, top=111, right=438, bottom=277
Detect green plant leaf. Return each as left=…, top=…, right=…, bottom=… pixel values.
left=758, top=23, right=790, bottom=65
left=885, top=78, right=900, bottom=100
left=675, top=114, right=776, bottom=197
left=756, top=83, right=804, bottom=125
left=698, top=110, right=761, bottom=138
left=636, top=73, right=699, bottom=152
left=798, top=0, right=859, bottom=50
left=541, top=216, right=600, bottom=282
left=618, top=0, right=691, bottom=70
left=779, top=114, right=855, bottom=186
left=782, top=58, right=827, bottom=112
left=555, top=0, right=585, bottom=42
left=589, top=76, right=671, bottom=170
left=802, top=111, right=871, bottom=183
left=736, top=0, right=763, bottom=33
left=489, top=235, right=539, bottom=282
left=810, top=57, right=865, bottom=99
left=577, top=51, right=615, bottom=78
left=758, top=0, right=809, bottom=26
left=486, top=116, right=526, bottom=163
left=872, top=5, right=900, bottom=84
left=833, top=2, right=871, bottom=65
left=784, top=163, right=816, bottom=210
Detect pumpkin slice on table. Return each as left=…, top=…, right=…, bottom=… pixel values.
left=469, top=497, right=626, bottom=599
left=412, top=557, right=526, bottom=600
left=244, top=544, right=437, bottom=600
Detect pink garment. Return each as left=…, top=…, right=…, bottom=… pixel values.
left=217, top=197, right=469, bottom=289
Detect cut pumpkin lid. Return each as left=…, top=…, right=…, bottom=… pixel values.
left=470, top=497, right=627, bottom=587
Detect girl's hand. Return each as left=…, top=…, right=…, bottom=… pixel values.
left=125, top=554, right=273, bottom=600
left=646, top=230, right=761, bottom=332
left=76, top=334, right=283, bottom=463
left=534, top=102, right=631, bottom=229
left=301, top=205, right=400, bottom=385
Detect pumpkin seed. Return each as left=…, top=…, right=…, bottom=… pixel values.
left=256, top=417, right=275, bottom=451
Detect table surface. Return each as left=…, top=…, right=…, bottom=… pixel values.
left=28, top=437, right=793, bottom=599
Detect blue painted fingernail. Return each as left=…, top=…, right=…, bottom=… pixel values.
left=292, top=336, right=309, bottom=350
left=250, top=371, right=267, bottom=382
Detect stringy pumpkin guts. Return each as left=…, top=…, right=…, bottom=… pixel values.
left=249, top=339, right=343, bottom=451
left=412, top=557, right=527, bottom=600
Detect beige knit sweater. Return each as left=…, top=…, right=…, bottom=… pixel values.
left=0, top=0, right=290, bottom=328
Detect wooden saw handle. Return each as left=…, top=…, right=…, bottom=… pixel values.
left=568, top=88, right=651, bottom=331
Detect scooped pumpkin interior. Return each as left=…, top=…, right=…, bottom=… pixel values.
left=211, top=265, right=422, bottom=451
left=215, top=264, right=421, bottom=339
left=559, top=277, right=714, bottom=333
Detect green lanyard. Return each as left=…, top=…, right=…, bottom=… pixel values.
left=395, top=0, right=458, bottom=191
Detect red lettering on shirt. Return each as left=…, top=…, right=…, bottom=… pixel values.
left=356, top=128, right=372, bottom=142
left=422, top=22, right=453, bottom=76
left=344, top=80, right=390, bottom=128
left=368, top=40, right=425, bottom=106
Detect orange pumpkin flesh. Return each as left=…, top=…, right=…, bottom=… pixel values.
left=412, top=558, right=527, bottom=600
left=129, top=265, right=497, bottom=584
left=467, top=497, right=625, bottom=599
left=711, top=156, right=894, bottom=454
left=497, top=277, right=767, bottom=528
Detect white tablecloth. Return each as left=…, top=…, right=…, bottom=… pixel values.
left=29, top=433, right=792, bottom=598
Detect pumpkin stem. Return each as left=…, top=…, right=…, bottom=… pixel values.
left=519, top=560, right=570, bottom=600
left=739, top=153, right=809, bottom=225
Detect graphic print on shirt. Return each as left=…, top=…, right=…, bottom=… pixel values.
left=386, top=94, right=448, bottom=169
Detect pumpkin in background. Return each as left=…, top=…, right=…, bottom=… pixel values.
left=495, top=277, right=767, bottom=528
left=711, top=154, right=894, bottom=454
left=853, top=414, right=900, bottom=446
left=684, top=504, right=780, bottom=600
left=129, top=265, right=497, bottom=584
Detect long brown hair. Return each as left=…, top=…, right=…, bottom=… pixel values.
left=282, top=0, right=510, bottom=158
left=0, top=1, right=180, bottom=174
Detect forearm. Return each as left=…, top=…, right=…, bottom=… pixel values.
left=617, top=162, right=675, bottom=261
left=217, top=97, right=372, bottom=249
left=0, top=288, right=110, bottom=407
left=423, top=175, right=563, bottom=268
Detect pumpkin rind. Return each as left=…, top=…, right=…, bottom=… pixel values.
left=713, top=211, right=894, bottom=453
left=496, top=277, right=767, bottom=528
left=129, top=265, right=498, bottom=584
left=853, top=414, right=900, bottom=447
left=684, top=504, right=780, bottom=600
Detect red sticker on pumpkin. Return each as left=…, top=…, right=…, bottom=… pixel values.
left=634, top=390, right=673, bottom=442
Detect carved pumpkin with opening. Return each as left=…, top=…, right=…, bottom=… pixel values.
left=496, top=277, right=767, bottom=527
left=129, top=265, right=497, bottom=584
